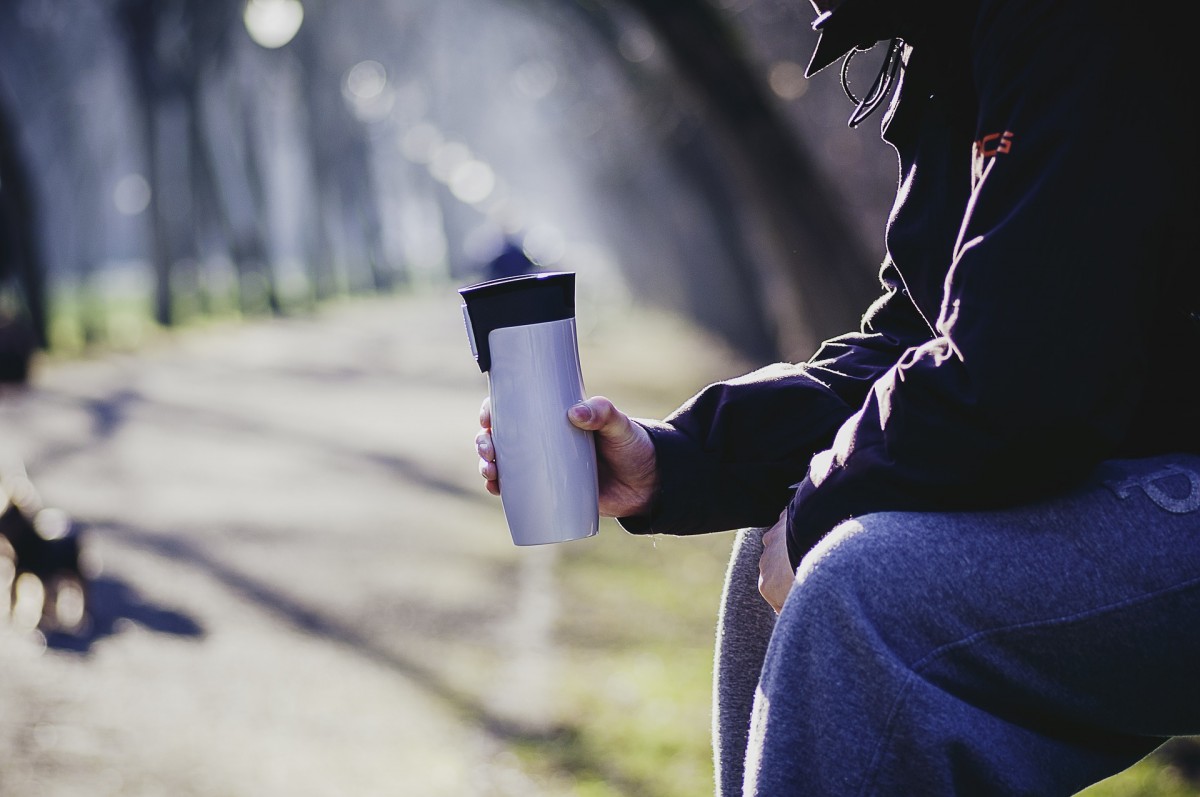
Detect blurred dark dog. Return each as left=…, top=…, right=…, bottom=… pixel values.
left=0, top=304, right=91, bottom=633
left=0, top=467, right=90, bottom=634
left=0, top=303, right=92, bottom=633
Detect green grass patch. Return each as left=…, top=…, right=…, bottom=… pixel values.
left=1080, top=741, right=1200, bottom=797
left=552, top=529, right=732, bottom=797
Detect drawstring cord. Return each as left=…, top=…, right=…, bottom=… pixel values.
left=840, top=38, right=904, bottom=128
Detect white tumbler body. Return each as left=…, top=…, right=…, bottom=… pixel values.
left=488, top=318, right=599, bottom=545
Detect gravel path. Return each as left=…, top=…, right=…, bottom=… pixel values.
left=0, top=290, right=579, bottom=797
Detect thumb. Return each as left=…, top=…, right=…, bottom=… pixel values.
left=568, top=397, right=638, bottom=443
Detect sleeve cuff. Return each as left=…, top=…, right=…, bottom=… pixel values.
left=616, top=419, right=727, bottom=536
left=785, top=475, right=820, bottom=569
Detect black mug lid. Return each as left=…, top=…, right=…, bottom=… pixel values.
left=459, top=271, right=576, bottom=372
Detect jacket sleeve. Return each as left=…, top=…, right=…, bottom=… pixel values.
left=619, top=256, right=933, bottom=536
left=784, top=3, right=1188, bottom=566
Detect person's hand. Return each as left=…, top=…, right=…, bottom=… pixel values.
left=567, top=396, right=659, bottom=517
left=758, top=511, right=796, bottom=613
left=475, top=395, right=659, bottom=518
left=475, top=397, right=503, bottom=498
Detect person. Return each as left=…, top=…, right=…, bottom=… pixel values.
left=474, top=0, right=1200, bottom=793
left=483, top=237, right=539, bottom=282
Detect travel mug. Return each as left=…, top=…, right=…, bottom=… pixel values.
left=459, top=271, right=599, bottom=545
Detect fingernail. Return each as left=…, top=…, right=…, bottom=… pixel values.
left=568, top=402, right=592, bottom=423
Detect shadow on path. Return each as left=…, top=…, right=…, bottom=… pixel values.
left=27, top=385, right=486, bottom=506
left=45, top=572, right=205, bottom=654
left=92, top=518, right=654, bottom=796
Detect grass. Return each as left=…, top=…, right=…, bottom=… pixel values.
left=42, top=270, right=322, bottom=359
left=1079, top=742, right=1200, bottom=797
left=548, top=528, right=733, bottom=797
left=494, top=300, right=749, bottom=797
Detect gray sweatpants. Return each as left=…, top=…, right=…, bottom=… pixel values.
left=712, top=453, right=1200, bottom=796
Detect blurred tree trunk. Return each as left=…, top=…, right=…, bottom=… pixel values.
left=288, top=16, right=339, bottom=302
left=118, top=0, right=186, bottom=327
left=119, top=0, right=285, bottom=326
left=0, top=91, right=48, bottom=349
left=184, top=0, right=281, bottom=316
left=292, top=0, right=393, bottom=299
left=569, top=0, right=879, bottom=358
left=186, top=76, right=280, bottom=317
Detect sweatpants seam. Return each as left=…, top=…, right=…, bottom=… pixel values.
left=856, top=573, right=1200, bottom=796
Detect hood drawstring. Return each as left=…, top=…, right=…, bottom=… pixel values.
left=841, top=38, right=904, bottom=128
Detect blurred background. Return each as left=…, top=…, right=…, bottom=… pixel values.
left=0, top=1, right=1195, bottom=795
left=0, top=0, right=903, bottom=365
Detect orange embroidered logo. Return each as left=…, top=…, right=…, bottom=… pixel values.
left=974, top=131, right=1014, bottom=158
left=972, top=131, right=1014, bottom=184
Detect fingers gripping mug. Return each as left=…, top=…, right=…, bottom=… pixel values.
left=459, top=272, right=599, bottom=545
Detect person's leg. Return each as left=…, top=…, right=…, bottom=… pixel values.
left=713, top=528, right=777, bottom=797
left=744, top=454, right=1200, bottom=797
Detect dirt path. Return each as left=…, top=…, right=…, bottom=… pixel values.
left=0, top=290, right=590, bottom=796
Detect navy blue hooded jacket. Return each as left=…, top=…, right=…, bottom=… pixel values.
left=621, top=0, right=1200, bottom=567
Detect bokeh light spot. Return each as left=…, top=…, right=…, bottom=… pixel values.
left=449, top=160, right=496, bottom=205
left=12, top=572, right=45, bottom=631
left=512, top=60, right=557, bottom=99
left=769, top=60, right=809, bottom=100
left=33, top=507, right=71, bottom=541
left=345, top=60, right=386, bottom=101
left=343, top=60, right=393, bottom=121
left=399, top=123, right=442, bottom=164
left=113, top=173, right=151, bottom=216
left=243, top=0, right=304, bottom=49
left=429, top=141, right=470, bottom=183
left=618, top=28, right=656, bottom=63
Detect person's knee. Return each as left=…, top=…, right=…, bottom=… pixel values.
left=783, top=513, right=936, bottom=655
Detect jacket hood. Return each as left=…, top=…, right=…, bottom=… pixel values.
left=804, top=0, right=919, bottom=76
